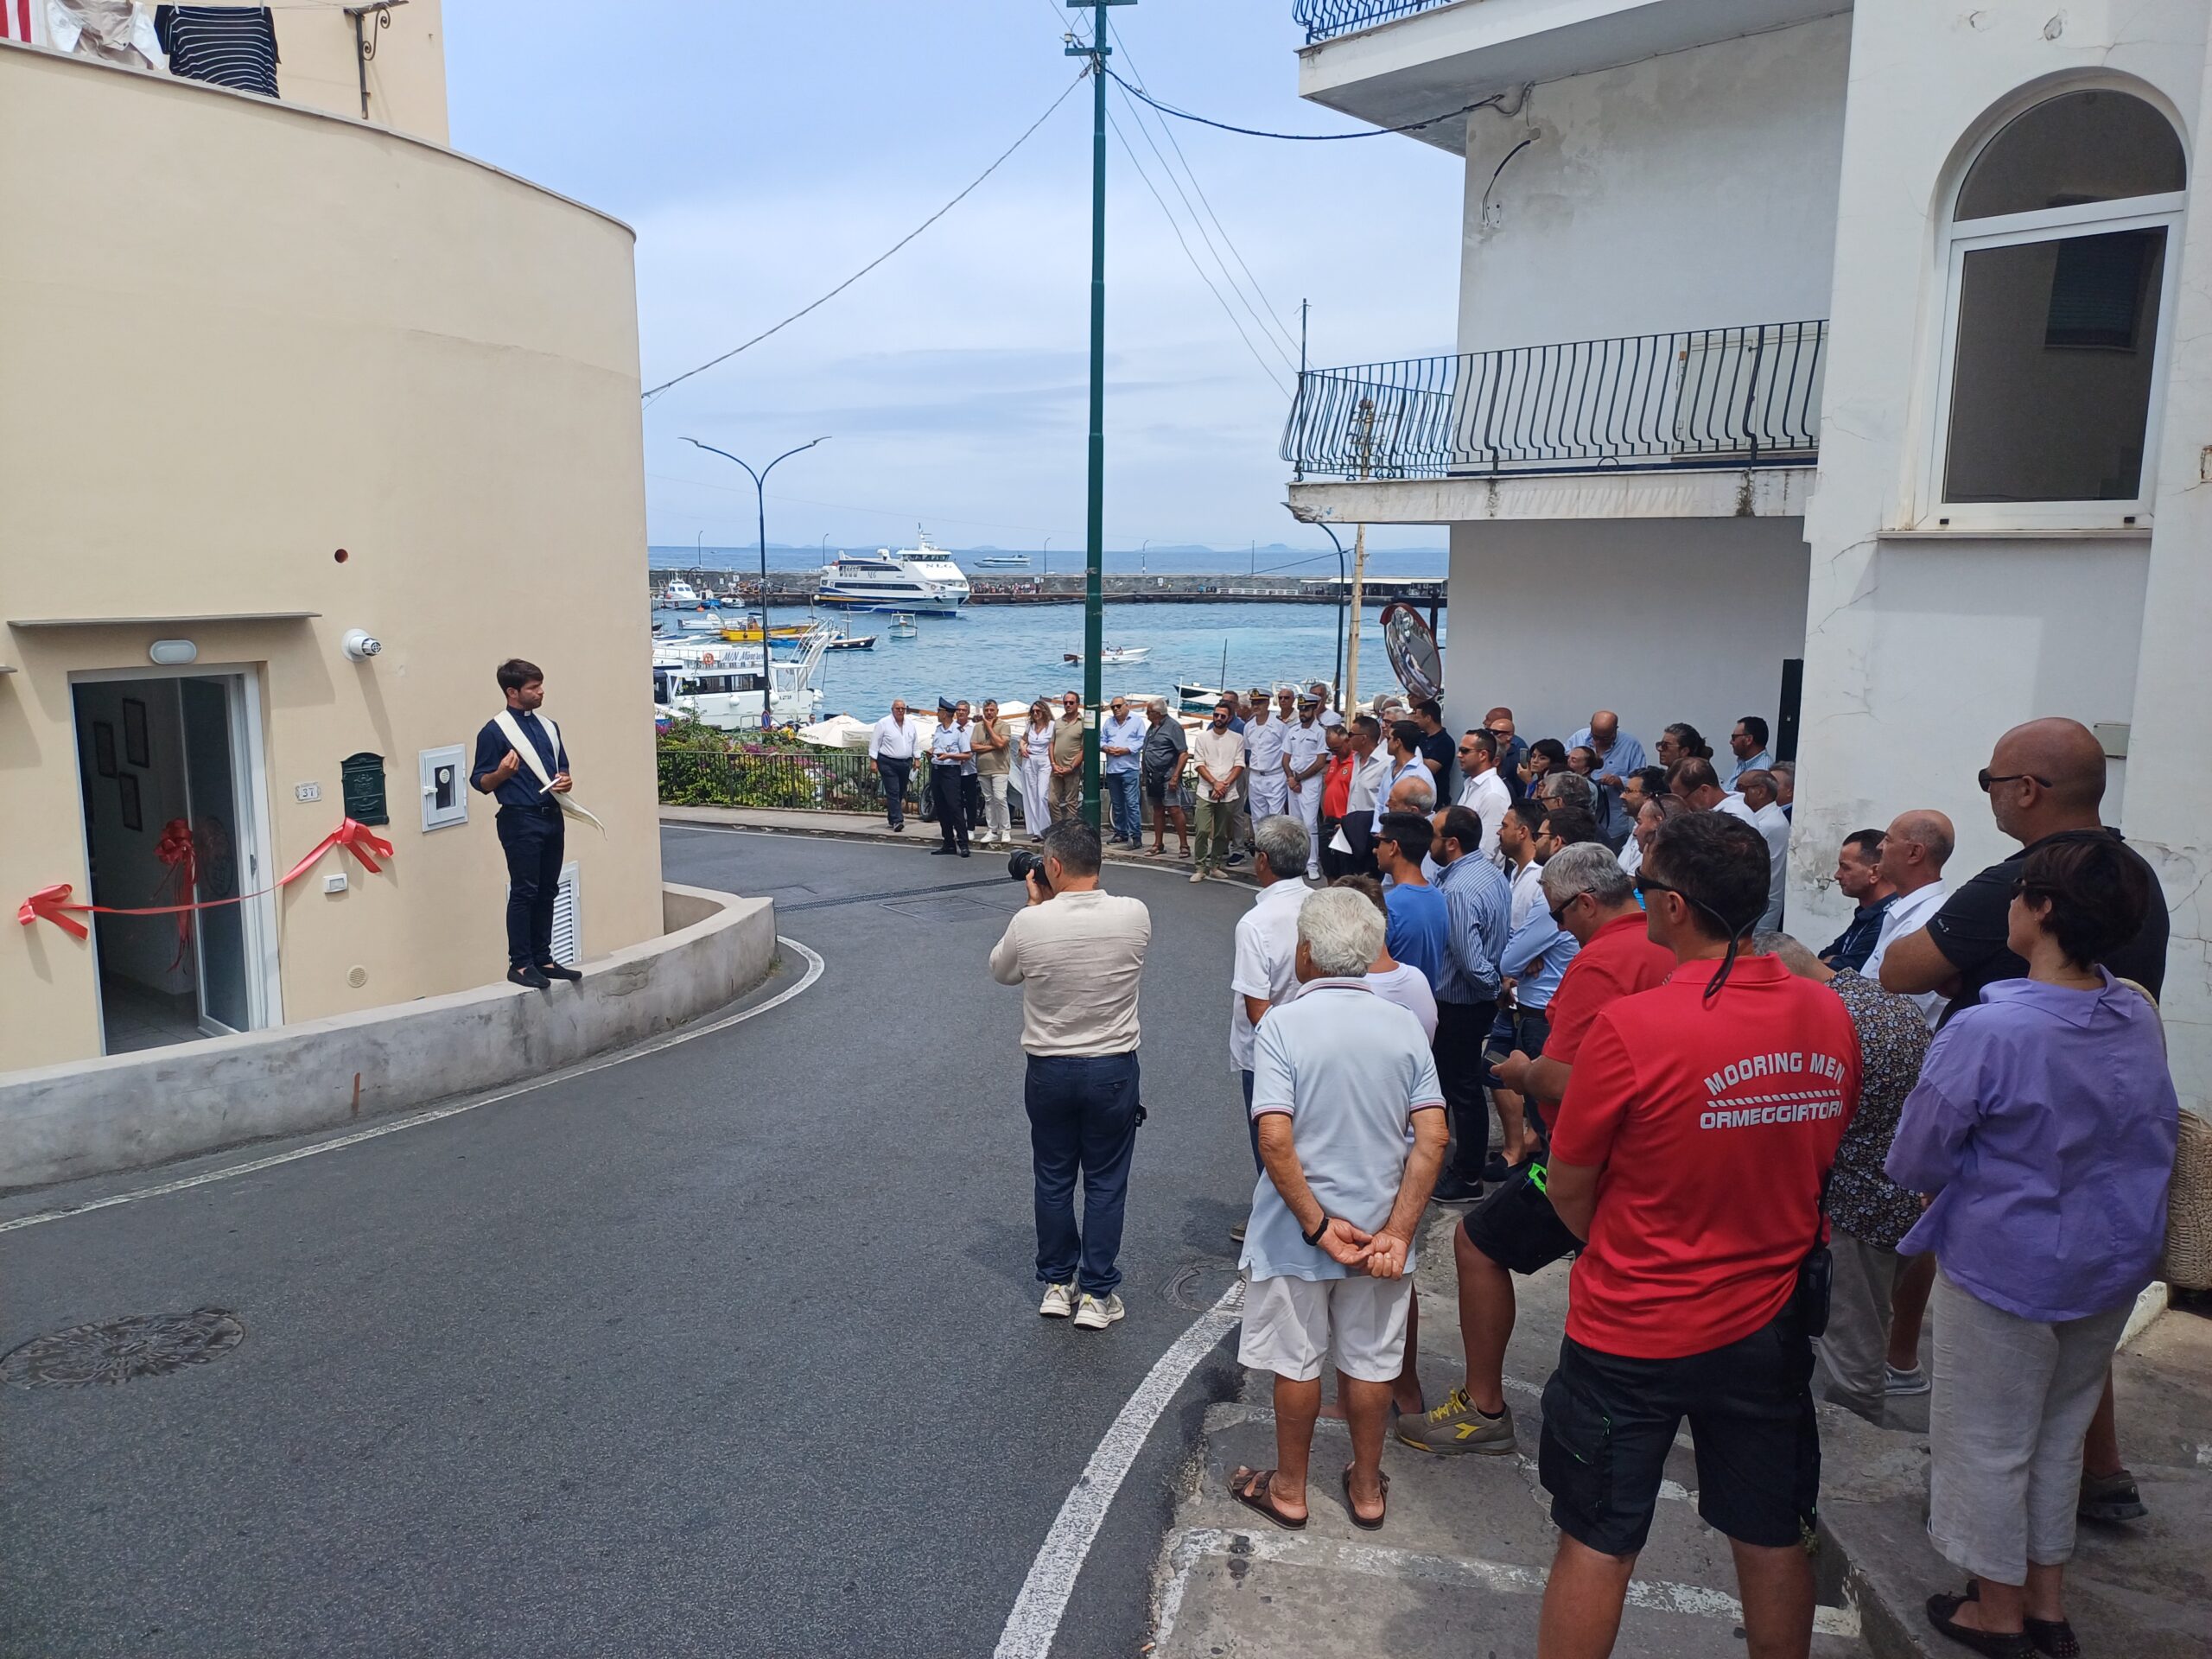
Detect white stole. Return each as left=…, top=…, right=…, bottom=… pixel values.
left=493, top=709, right=606, bottom=835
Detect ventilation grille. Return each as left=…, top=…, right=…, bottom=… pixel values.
left=550, top=861, right=581, bottom=963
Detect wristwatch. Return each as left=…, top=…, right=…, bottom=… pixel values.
left=1300, top=1214, right=1332, bottom=1248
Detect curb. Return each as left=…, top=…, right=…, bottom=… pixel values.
left=659, top=810, right=1264, bottom=888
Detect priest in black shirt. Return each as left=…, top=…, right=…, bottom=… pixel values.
left=471, top=658, right=580, bottom=990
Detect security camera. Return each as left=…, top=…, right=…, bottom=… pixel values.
left=342, top=629, right=383, bottom=661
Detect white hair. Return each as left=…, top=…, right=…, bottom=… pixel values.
left=1388, top=775, right=1436, bottom=814
left=1254, top=814, right=1311, bottom=878
left=1540, top=842, right=1634, bottom=908
left=1299, top=887, right=1382, bottom=977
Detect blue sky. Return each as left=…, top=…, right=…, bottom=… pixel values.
left=446, top=0, right=1460, bottom=554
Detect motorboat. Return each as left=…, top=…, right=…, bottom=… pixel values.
left=823, top=632, right=876, bottom=652
left=652, top=632, right=830, bottom=730
left=718, top=622, right=818, bottom=644
left=1064, top=645, right=1151, bottom=666
left=888, top=613, right=919, bottom=639
left=1176, top=682, right=1226, bottom=711
left=973, top=553, right=1031, bottom=569
left=815, top=531, right=970, bottom=614
left=661, top=577, right=701, bottom=607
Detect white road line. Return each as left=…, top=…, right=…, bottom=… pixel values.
left=0, top=937, right=827, bottom=1236
left=992, top=1281, right=1246, bottom=1659
left=1155, top=1528, right=1862, bottom=1642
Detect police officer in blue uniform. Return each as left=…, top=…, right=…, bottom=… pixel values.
left=471, top=658, right=580, bottom=988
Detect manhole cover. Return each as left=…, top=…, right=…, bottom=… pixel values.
left=0, top=1308, right=245, bottom=1389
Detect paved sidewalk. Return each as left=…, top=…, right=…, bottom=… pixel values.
left=659, top=803, right=1261, bottom=886
left=1147, top=1206, right=2212, bottom=1659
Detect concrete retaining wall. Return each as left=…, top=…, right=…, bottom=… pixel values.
left=0, top=884, right=776, bottom=1192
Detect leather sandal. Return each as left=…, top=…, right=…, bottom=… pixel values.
left=1926, top=1590, right=2033, bottom=1658
left=1228, top=1466, right=1306, bottom=1531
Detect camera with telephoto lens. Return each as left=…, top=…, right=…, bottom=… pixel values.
left=1007, top=848, right=1049, bottom=887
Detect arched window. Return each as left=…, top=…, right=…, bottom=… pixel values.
left=1932, top=89, right=2186, bottom=520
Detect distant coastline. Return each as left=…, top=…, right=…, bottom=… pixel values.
left=647, top=543, right=1450, bottom=580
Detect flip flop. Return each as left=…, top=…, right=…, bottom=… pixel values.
left=1228, top=1466, right=1306, bottom=1531
left=1342, top=1465, right=1389, bottom=1531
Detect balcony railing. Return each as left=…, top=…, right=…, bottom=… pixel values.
left=1294, top=0, right=1464, bottom=43
left=1282, top=321, right=1827, bottom=480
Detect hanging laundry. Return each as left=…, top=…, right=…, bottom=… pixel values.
left=46, top=0, right=165, bottom=70
left=152, top=3, right=275, bottom=98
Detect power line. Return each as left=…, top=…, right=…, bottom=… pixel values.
left=1110, top=80, right=1299, bottom=375
left=1107, top=21, right=1301, bottom=365
left=639, top=70, right=1088, bottom=405
left=1103, top=63, right=1503, bottom=141
left=1105, top=108, right=1288, bottom=397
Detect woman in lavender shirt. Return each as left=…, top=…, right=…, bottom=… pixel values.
left=1886, top=837, right=2177, bottom=1659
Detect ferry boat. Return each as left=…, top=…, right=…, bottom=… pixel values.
left=815, top=532, right=970, bottom=614
left=973, top=553, right=1031, bottom=569
left=652, top=632, right=829, bottom=730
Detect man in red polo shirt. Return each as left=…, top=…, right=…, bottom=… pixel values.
left=1535, top=812, right=1859, bottom=1659
left=1398, top=841, right=1675, bottom=1457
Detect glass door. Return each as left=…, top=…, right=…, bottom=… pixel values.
left=180, top=677, right=251, bottom=1034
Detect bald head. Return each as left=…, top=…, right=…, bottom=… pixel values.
left=1753, top=931, right=1830, bottom=982
left=1878, top=809, right=1955, bottom=894
left=1588, top=710, right=1620, bottom=748
left=1986, top=718, right=2107, bottom=842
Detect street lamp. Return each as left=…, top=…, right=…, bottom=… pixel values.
left=1287, top=505, right=1346, bottom=711
left=1043, top=536, right=1052, bottom=578
left=681, top=435, right=829, bottom=731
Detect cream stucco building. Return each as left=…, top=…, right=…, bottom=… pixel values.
left=1, top=9, right=664, bottom=1070
left=1282, top=0, right=2212, bottom=1105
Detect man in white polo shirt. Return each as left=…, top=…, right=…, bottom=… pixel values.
left=1228, top=817, right=1314, bottom=1241
left=1229, top=888, right=1448, bottom=1532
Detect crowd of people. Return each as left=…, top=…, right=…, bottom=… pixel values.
left=983, top=695, right=2180, bottom=1659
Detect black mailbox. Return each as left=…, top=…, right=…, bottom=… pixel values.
left=340, top=752, right=389, bottom=825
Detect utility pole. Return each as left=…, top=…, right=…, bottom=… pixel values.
left=1068, top=1, right=1134, bottom=829
left=680, top=435, right=828, bottom=730
left=1344, top=397, right=1376, bottom=711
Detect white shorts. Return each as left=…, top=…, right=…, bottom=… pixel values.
left=1237, top=1271, right=1413, bottom=1384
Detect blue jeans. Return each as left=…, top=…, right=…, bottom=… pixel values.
left=1025, top=1052, right=1142, bottom=1296
left=1106, top=770, right=1141, bottom=840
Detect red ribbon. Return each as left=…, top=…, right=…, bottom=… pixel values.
left=17, top=817, right=398, bottom=942
left=154, top=818, right=199, bottom=969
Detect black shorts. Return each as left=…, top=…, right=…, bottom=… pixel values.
left=1537, top=1308, right=1821, bottom=1557
left=1459, top=1160, right=1580, bottom=1275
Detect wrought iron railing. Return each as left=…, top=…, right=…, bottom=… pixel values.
left=658, top=746, right=1039, bottom=823
left=1294, top=0, right=1463, bottom=43
left=1283, top=321, right=1827, bottom=480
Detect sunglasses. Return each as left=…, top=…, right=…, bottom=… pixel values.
left=1978, top=769, right=2053, bottom=793
left=1632, top=874, right=1677, bottom=900
left=1547, top=892, right=1588, bottom=926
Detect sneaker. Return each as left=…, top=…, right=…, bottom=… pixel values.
left=1430, top=1171, right=1484, bottom=1205
left=1396, top=1389, right=1516, bottom=1456
left=1482, top=1152, right=1512, bottom=1184
left=1226, top=851, right=1247, bottom=868
left=1230, top=1217, right=1247, bottom=1243
left=1072, top=1292, right=1125, bottom=1331
left=1039, top=1281, right=1077, bottom=1319
left=1885, top=1364, right=1930, bottom=1396
left=2078, top=1468, right=2148, bottom=1522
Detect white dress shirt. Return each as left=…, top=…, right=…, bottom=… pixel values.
left=1746, top=798, right=1790, bottom=929
left=868, top=714, right=920, bottom=761
left=1508, top=859, right=1545, bottom=931
left=1864, top=879, right=1951, bottom=1028
left=1229, top=879, right=1313, bottom=1072
left=1458, top=767, right=1510, bottom=860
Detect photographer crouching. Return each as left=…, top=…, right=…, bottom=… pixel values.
left=988, top=820, right=1153, bottom=1332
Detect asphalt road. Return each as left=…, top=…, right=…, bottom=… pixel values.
left=0, top=827, right=1262, bottom=1659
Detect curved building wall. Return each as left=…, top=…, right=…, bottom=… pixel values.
left=0, top=44, right=661, bottom=1071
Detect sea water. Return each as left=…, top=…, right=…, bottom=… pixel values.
left=653, top=598, right=1447, bottom=721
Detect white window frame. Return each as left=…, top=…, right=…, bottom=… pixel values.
left=1922, top=188, right=2186, bottom=531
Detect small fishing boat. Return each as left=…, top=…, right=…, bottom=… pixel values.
left=824, top=632, right=877, bottom=652
left=1065, top=645, right=1151, bottom=666
left=888, top=613, right=919, bottom=639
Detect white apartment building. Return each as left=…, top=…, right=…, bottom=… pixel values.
left=1283, top=0, right=2211, bottom=1103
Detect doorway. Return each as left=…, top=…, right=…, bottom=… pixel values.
left=71, top=671, right=280, bottom=1054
